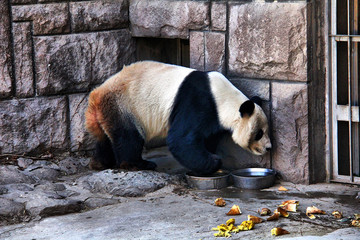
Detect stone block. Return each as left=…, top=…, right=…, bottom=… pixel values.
left=69, top=93, right=96, bottom=151
left=70, top=0, right=128, bottom=32
left=11, top=0, right=36, bottom=4
left=34, top=30, right=135, bottom=95
left=205, top=32, right=225, bottom=73
left=190, top=31, right=205, bottom=71
left=211, top=2, right=227, bottom=31
left=13, top=22, right=34, bottom=98
left=231, top=78, right=270, bottom=101
left=12, top=3, right=70, bottom=35
left=0, top=1, right=12, bottom=99
left=271, top=82, right=309, bottom=183
left=228, top=2, right=308, bottom=81
left=0, top=97, right=68, bottom=154
left=130, top=0, right=209, bottom=39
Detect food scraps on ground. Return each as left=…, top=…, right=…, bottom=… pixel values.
left=355, top=214, right=360, bottom=220
left=211, top=218, right=255, bottom=237
left=215, top=198, right=226, bottom=207
left=332, top=210, right=343, bottom=219
left=226, top=205, right=241, bottom=215
left=226, top=218, right=235, bottom=226
left=351, top=220, right=360, bottom=228
left=258, top=208, right=271, bottom=216
left=267, top=212, right=280, bottom=221
left=306, top=206, right=326, bottom=219
left=279, top=200, right=299, bottom=206
left=278, top=186, right=288, bottom=191
left=248, top=215, right=264, bottom=224
left=275, top=207, right=289, bottom=217
left=281, top=203, right=298, bottom=212
left=271, top=227, right=290, bottom=236
left=238, top=220, right=254, bottom=231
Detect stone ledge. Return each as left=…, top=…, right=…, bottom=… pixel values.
left=130, top=0, right=210, bottom=39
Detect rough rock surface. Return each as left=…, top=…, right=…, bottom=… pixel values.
left=13, top=22, right=34, bottom=97
left=231, top=79, right=270, bottom=101
left=211, top=2, right=227, bottom=31
left=12, top=3, right=70, bottom=35
left=1, top=177, right=360, bottom=239
left=204, top=32, right=225, bottom=73
left=228, top=2, right=308, bottom=81
left=68, top=93, right=95, bottom=152
left=190, top=31, right=205, bottom=71
left=77, top=170, right=183, bottom=197
left=0, top=97, right=68, bottom=154
left=130, top=0, right=209, bottom=39
left=34, top=30, right=135, bottom=95
left=0, top=155, right=185, bottom=225
left=272, top=82, right=309, bottom=183
left=70, top=0, right=129, bottom=32
left=190, top=31, right=226, bottom=73
left=0, top=1, right=12, bottom=99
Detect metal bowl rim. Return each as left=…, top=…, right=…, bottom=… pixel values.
left=231, top=168, right=276, bottom=178
left=185, top=171, right=230, bottom=180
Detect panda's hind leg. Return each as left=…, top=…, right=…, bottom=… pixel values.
left=90, top=135, right=116, bottom=170
left=110, top=120, right=157, bottom=171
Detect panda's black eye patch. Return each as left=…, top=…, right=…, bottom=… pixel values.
left=255, top=129, right=263, bottom=141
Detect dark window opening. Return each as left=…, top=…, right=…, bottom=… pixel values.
left=135, top=37, right=190, bottom=67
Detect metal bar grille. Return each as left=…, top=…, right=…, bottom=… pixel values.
left=331, top=0, right=360, bottom=184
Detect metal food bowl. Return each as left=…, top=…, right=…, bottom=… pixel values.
left=231, top=168, right=276, bottom=190
left=186, top=170, right=230, bottom=190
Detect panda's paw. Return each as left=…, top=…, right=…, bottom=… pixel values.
left=136, top=160, right=157, bottom=170
left=210, top=154, right=222, bottom=171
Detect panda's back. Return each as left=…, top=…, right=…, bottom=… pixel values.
left=104, top=61, right=195, bottom=142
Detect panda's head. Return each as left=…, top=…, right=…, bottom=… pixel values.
left=231, top=97, right=271, bottom=155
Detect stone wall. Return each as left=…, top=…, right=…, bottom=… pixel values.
left=0, top=0, right=316, bottom=183
left=0, top=0, right=135, bottom=156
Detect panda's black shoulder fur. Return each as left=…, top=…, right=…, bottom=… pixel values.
left=167, top=71, right=225, bottom=174
left=169, top=71, right=221, bottom=135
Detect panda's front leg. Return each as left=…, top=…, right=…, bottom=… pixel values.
left=167, top=130, right=222, bottom=175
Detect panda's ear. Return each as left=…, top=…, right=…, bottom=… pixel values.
left=239, top=100, right=255, bottom=117
left=250, top=96, right=262, bottom=107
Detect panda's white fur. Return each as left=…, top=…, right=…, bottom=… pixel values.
left=85, top=61, right=271, bottom=172
left=208, top=71, right=270, bottom=155
left=95, top=61, right=194, bottom=141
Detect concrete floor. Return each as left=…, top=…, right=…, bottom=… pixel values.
left=1, top=181, right=359, bottom=240
left=0, top=149, right=360, bottom=239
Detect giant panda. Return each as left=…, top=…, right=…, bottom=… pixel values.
left=85, top=61, right=271, bottom=175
